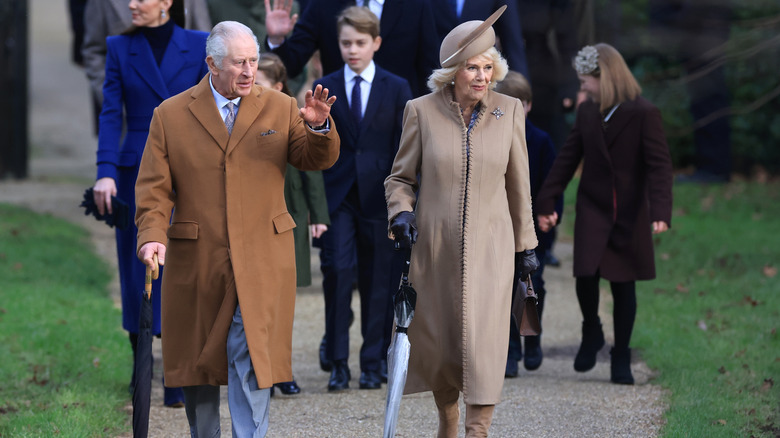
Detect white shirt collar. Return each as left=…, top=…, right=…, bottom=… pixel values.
left=209, top=74, right=241, bottom=113
left=344, top=60, right=376, bottom=85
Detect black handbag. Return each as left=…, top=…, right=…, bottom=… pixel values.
left=511, top=276, right=541, bottom=336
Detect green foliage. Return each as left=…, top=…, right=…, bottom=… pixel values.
left=633, top=182, right=780, bottom=437
left=611, top=0, right=780, bottom=175
left=0, top=204, right=131, bottom=437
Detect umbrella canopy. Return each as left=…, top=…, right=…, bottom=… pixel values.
left=132, top=255, right=158, bottom=438
left=383, top=249, right=416, bottom=438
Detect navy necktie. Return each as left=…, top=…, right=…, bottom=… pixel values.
left=351, top=76, right=363, bottom=125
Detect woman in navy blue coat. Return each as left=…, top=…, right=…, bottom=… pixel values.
left=91, top=0, right=209, bottom=407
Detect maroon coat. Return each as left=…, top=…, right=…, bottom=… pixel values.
left=536, top=97, right=673, bottom=282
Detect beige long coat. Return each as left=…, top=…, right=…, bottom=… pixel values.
left=385, top=88, right=537, bottom=404
left=135, top=75, right=339, bottom=388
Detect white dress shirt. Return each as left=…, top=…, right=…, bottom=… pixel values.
left=209, top=75, right=241, bottom=122
left=344, top=60, right=376, bottom=118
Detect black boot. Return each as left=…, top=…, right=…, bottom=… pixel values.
left=610, top=347, right=634, bottom=384
left=574, top=322, right=605, bottom=372
left=524, top=335, right=543, bottom=371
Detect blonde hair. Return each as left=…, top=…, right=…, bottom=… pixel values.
left=581, top=43, right=642, bottom=112
left=427, top=47, right=508, bottom=93
left=494, top=70, right=532, bottom=102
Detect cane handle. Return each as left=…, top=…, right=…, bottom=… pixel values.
left=144, top=254, right=159, bottom=296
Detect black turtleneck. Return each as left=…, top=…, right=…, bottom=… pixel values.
left=141, top=19, right=174, bottom=66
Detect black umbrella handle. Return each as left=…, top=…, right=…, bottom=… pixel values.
left=399, top=248, right=411, bottom=285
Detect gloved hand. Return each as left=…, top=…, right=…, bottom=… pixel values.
left=516, top=249, right=539, bottom=280
left=389, top=211, right=417, bottom=249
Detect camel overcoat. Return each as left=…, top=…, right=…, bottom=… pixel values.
left=135, top=75, right=340, bottom=388
left=384, top=88, right=538, bottom=404
left=535, top=97, right=673, bottom=281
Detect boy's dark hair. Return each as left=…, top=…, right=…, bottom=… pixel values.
left=495, top=70, right=532, bottom=103
left=337, top=6, right=380, bottom=39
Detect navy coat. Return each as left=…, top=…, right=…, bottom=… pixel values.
left=96, top=25, right=209, bottom=334
left=431, top=0, right=529, bottom=77
left=314, top=66, right=412, bottom=217
left=271, top=0, right=439, bottom=97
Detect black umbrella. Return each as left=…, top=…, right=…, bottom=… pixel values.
left=132, top=255, right=158, bottom=438
left=383, top=248, right=416, bottom=438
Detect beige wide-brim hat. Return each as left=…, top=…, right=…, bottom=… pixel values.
left=439, top=5, right=506, bottom=68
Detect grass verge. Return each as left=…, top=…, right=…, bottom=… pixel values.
left=0, top=204, right=131, bottom=437
left=631, top=181, right=780, bottom=437
left=561, top=179, right=780, bottom=436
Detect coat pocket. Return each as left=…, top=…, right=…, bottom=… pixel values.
left=167, top=221, right=199, bottom=239
left=272, top=212, right=296, bottom=234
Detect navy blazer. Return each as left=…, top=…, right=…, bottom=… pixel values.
left=271, top=0, right=439, bottom=97
left=432, top=0, right=529, bottom=77
left=97, top=26, right=209, bottom=180
left=314, top=66, right=412, bottom=217
left=525, top=118, right=562, bottom=248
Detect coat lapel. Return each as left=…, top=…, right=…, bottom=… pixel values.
left=360, top=71, right=386, bottom=138
left=332, top=75, right=359, bottom=141
left=159, top=26, right=191, bottom=87
left=602, top=99, right=636, bottom=148
left=226, top=87, right=263, bottom=156
left=188, top=75, right=230, bottom=151
left=129, top=33, right=170, bottom=101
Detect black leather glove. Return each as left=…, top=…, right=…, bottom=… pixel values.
left=516, top=249, right=539, bottom=280
left=389, top=211, right=417, bottom=249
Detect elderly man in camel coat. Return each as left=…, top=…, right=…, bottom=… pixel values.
left=135, top=21, right=339, bottom=437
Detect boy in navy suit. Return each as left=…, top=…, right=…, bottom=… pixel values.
left=314, top=6, right=413, bottom=392
left=495, top=71, right=563, bottom=376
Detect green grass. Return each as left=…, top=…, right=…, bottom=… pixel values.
left=636, top=181, right=780, bottom=437
left=0, top=204, right=131, bottom=437
left=561, top=180, right=780, bottom=437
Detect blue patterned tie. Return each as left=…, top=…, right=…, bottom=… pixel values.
left=224, top=102, right=235, bottom=135
left=351, top=76, right=363, bottom=126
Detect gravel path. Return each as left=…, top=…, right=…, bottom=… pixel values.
left=2, top=2, right=668, bottom=436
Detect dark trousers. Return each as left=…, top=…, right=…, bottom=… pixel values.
left=319, top=188, right=399, bottom=372
left=575, top=274, right=637, bottom=350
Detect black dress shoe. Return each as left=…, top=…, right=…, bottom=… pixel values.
left=359, top=371, right=382, bottom=389
left=524, top=335, right=543, bottom=371
left=319, top=335, right=332, bottom=372
left=327, top=360, right=350, bottom=391
left=274, top=380, right=301, bottom=395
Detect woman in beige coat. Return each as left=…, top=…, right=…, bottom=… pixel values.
left=384, top=8, right=538, bottom=437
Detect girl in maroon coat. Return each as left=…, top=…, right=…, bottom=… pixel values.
left=536, top=43, right=673, bottom=384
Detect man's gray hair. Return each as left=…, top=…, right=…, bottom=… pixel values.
left=206, top=21, right=260, bottom=69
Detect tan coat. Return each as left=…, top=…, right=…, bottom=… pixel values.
left=135, top=75, right=339, bottom=388
left=385, top=88, right=537, bottom=404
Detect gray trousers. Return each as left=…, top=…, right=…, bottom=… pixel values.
left=182, top=305, right=271, bottom=438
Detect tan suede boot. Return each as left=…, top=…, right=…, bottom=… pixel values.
left=433, top=388, right=460, bottom=438
left=465, top=404, right=495, bottom=437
